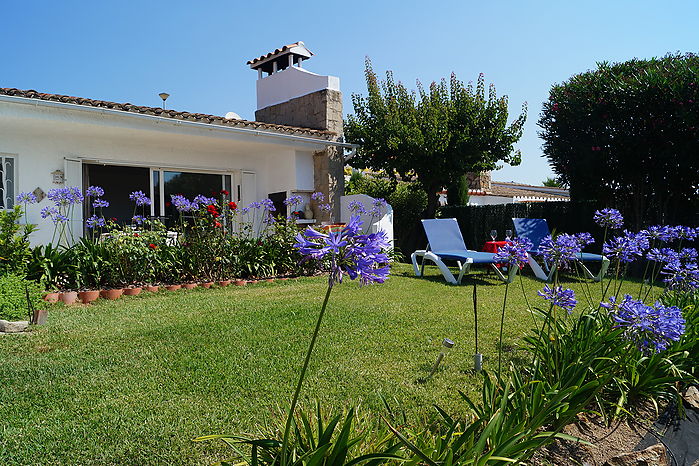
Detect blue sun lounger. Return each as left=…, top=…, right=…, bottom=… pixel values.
left=512, top=218, right=610, bottom=282
left=411, top=218, right=517, bottom=284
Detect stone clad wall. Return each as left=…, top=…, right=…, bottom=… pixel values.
left=255, top=89, right=344, bottom=221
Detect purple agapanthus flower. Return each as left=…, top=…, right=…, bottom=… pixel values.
left=494, top=237, right=532, bottom=266
left=372, top=198, right=387, bottom=209
left=284, top=195, right=303, bottom=207
left=673, top=226, right=699, bottom=241
left=602, top=295, right=685, bottom=352
left=538, top=234, right=582, bottom=269
left=92, top=198, right=110, bottom=209
left=85, top=186, right=105, bottom=197
left=646, top=247, right=679, bottom=264
left=603, top=230, right=649, bottom=263
left=318, top=203, right=332, bottom=212
left=294, top=215, right=390, bottom=286
left=642, top=225, right=675, bottom=242
left=48, top=187, right=83, bottom=206
left=537, top=285, right=577, bottom=313
left=85, top=215, right=106, bottom=229
left=594, top=208, right=624, bottom=229
left=661, top=261, right=699, bottom=291
left=132, top=215, right=146, bottom=225
left=40, top=206, right=58, bottom=219
left=260, top=198, right=276, bottom=212
left=349, top=200, right=366, bottom=214
left=311, top=192, right=325, bottom=202
left=171, top=194, right=194, bottom=212
left=16, top=192, right=37, bottom=204
left=574, top=232, right=595, bottom=248
left=129, top=190, right=152, bottom=206
left=192, top=194, right=217, bottom=208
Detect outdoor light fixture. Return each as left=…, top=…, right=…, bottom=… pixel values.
left=159, top=92, right=170, bottom=109
left=427, top=338, right=455, bottom=380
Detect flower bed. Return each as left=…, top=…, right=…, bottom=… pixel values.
left=14, top=188, right=348, bottom=302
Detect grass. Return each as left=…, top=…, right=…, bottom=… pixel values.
left=0, top=263, right=651, bottom=465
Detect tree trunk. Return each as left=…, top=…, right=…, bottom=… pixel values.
left=425, top=183, right=441, bottom=219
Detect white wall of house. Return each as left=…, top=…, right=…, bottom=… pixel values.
left=0, top=97, right=329, bottom=245
left=467, top=195, right=514, bottom=206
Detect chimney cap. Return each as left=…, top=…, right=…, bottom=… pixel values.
left=247, top=41, right=313, bottom=73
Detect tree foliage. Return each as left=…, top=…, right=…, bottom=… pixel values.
left=539, top=53, right=699, bottom=228
left=345, top=59, right=526, bottom=217
left=542, top=177, right=562, bottom=188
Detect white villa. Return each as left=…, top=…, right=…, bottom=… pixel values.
left=0, top=41, right=353, bottom=244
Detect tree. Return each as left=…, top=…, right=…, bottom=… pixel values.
left=539, top=53, right=699, bottom=228
left=447, top=174, right=470, bottom=206
left=542, top=177, right=561, bottom=188
left=345, top=60, right=526, bottom=217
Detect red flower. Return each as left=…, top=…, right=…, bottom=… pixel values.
left=134, top=233, right=140, bottom=237
left=214, top=221, right=222, bottom=228
left=148, top=243, right=157, bottom=249
left=220, top=190, right=229, bottom=196
left=110, top=217, right=117, bottom=222
left=228, top=201, right=237, bottom=209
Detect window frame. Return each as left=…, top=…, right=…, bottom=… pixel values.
left=0, top=153, right=17, bottom=210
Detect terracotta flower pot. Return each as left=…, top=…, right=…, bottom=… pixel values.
left=217, top=280, right=231, bottom=287
left=78, top=290, right=100, bottom=304
left=199, top=282, right=213, bottom=289
left=32, top=308, right=48, bottom=325
left=144, top=285, right=159, bottom=293
left=182, top=283, right=198, bottom=290
left=100, top=288, right=123, bottom=300
left=265, top=278, right=275, bottom=283
left=43, top=292, right=59, bottom=303
left=234, top=279, right=246, bottom=286
left=123, top=287, right=142, bottom=296
left=165, top=284, right=181, bottom=291
left=247, top=280, right=258, bottom=285
left=59, top=291, right=78, bottom=305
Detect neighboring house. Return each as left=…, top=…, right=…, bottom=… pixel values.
left=453, top=172, right=569, bottom=206
left=0, top=41, right=353, bottom=244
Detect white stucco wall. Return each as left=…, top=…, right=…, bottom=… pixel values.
left=256, top=66, right=340, bottom=110
left=468, top=195, right=514, bottom=206
left=0, top=97, right=326, bottom=245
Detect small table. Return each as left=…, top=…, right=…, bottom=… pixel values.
left=482, top=240, right=509, bottom=254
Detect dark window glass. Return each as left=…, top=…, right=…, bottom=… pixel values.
left=84, top=164, right=150, bottom=223
left=163, top=171, right=223, bottom=221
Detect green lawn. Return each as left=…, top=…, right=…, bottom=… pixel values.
left=0, top=263, right=647, bottom=465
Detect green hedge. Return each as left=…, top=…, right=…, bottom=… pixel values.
left=437, top=201, right=602, bottom=250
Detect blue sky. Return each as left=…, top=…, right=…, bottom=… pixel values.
left=2, top=1, right=697, bottom=185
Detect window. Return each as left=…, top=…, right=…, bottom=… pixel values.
left=162, top=170, right=230, bottom=220
left=83, top=164, right=150, bottom=222
left=83, top=164, right=231, bottom=226
left=0, top=155, right=16, bottom=209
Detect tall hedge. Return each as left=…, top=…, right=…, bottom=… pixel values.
left=539, top=53, right=699, bottom=229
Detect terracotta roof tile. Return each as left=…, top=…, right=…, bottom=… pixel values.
left=0, top=87, right=335, bottom=139
left=247, top=42, right=312, bottom=65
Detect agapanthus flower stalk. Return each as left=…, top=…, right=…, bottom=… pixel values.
left=281, top=216, right=389, bottom=463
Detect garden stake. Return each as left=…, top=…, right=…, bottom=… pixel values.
left=473, top=283, right=482, bottom=372
left=427, top=338, right=454, bottom=379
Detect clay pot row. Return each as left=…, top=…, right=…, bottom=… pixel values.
left=44, top=277, right=291, bottom=305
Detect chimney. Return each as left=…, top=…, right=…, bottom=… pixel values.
left=248, top=42, right=343, bottom=220
left=466, top=172, right=492, bottom=191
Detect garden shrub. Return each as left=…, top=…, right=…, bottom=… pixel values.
left=0, top=274, right=42, bottom=321
left=0, top=206, right=35, bottom=276
left=539, top=53, right=699, bottom=228
left=345, top=171, right=396, bottom=200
